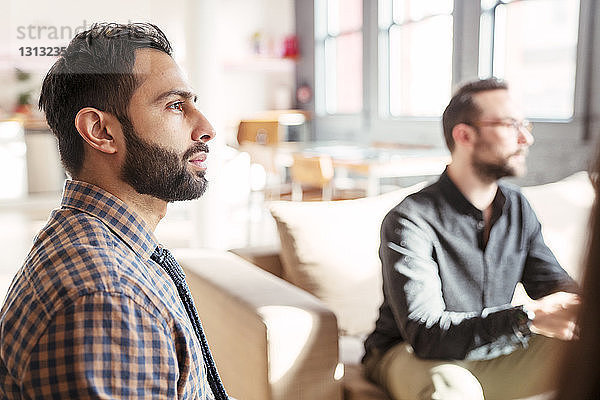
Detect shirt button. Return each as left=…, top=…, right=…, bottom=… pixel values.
left=477, top=221, right=485, bottom=230
left=400, top=240, right=407, bottom=247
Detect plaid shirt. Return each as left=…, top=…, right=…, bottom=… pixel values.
left=0, top=180, right=212, bottom=399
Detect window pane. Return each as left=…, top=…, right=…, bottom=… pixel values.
left=389, top=15, right=453, bottom=116
left=325, top=33, right=363, bottom=114
left=393, top=0, right=453, bottom=24
left=339, top=0, right=363, bottom=32
left=491, top=0, right=580, bottom=119
left=328, top=0, right=362, bottom=35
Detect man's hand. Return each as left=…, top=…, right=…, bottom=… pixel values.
left=524, top=291, right=581, bottom=341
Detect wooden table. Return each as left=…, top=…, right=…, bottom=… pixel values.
left=272, top=142, right=450, bottom=196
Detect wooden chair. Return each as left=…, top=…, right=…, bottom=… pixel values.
left=236, top=109, right=311, bottom=146
left=237, top=120, right=280, bottom=145
left=290, top=154, right=335, bottom=201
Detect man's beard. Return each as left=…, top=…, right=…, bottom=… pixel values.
left=472, top=154, right=519, bottom=182
left=472, top=134, right=526, bottom=182
left=119, top=118, right=209, bottom=202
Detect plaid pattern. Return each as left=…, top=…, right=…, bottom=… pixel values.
left=0, top=180, right=212, bottom=399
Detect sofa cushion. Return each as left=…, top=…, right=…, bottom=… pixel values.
left=269, top=182, right=428, bottom=337
left=521, top=171, right=594, bottom=281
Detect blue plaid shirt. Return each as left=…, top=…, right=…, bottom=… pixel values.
left=0, top=180, right=212, bottom=399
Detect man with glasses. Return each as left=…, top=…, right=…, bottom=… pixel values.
left=362, top=78, right=580, bottom=400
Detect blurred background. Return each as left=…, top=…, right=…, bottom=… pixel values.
left=0, top=0, right=598, bottom=298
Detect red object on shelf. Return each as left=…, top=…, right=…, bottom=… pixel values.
left=282, top=35, right=299, bottom=59
left=14, top=104, right=32, bottom=115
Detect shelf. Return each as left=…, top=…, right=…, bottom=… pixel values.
left=222, top=56, right=296, bottom=73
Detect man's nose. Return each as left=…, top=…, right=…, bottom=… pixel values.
left=191, top=110, right=216, bottom=143
left=518, top=126, right=534, bottom=146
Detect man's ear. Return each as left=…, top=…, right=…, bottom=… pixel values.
left=74, top=107, right=118, bottom=154
left=452, top=123, right=477, bottom=149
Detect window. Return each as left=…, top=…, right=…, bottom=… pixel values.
left=315, top=0, right=363, bottom=115
left=379, top=0, right=454, bottom=117
left=479, top=0, right=580, bottom=119
left=299, top=0, right=591, bottom=145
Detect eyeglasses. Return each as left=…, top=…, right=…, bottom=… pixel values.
left=470, top=119, right=533, bottom=134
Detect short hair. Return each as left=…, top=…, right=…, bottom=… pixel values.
left=442, top=78, right=508, bottom=152
left=38, top=22, right=173, bottom=176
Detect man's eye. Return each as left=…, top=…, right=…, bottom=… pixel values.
left=169, top=101, right=184, bottom=111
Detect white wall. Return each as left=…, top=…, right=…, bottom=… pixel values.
left=0, top=0, right=188, bottom=112
left=181, top=0, right=295, bottom=248
left=0, top=0, right=296, bottom=145
left=215, top=0, right=296, bottom=144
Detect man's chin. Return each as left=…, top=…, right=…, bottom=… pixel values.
left=508, top=159, right=528, bottom=177
left=126, top=176, right=208, bottom=203
left=513, top=167, right=527, bottom=178
left=167, top=180, right=208, bottom=202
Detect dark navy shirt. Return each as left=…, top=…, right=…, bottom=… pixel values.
left=363, top=170, right=578, bottom=361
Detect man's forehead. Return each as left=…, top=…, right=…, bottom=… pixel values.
left=132, top=48, right=175, bottom=74
left=131, top=49, right=192, bottom=100
left=473, top=88, right=509, bottom=104
left=474, top=89, right=522, bottom=118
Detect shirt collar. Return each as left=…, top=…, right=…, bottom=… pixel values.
left=60, top=179, right=159, bottom=261
left=438, top=168, right=509, bottom=220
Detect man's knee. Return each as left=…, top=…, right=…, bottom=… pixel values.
left=378, top=345, right=484, bottom=400
left=426, top=364, right=484, bottom=400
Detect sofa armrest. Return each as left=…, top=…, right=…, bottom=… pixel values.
left=230, top=245, right=284, bottom=279
left=174, top=248, right=342, bottom=400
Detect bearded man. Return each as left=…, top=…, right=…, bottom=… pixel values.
left=362, top=78, right=580, bottom=400
left=0, top=23, right=229, bottom=399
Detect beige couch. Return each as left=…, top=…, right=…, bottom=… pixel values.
left=175, top=172, right=594, bottom=400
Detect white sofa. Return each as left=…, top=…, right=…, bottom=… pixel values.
left=175, top=172, right=595, bottom=400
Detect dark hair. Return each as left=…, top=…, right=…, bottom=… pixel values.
left=38, top=22, right=173, bottom=176
left=554, top=145, right=600, bottom=399
left=441, top=78, right=508, bottom=152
